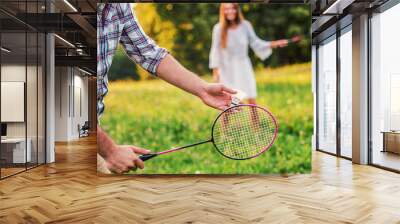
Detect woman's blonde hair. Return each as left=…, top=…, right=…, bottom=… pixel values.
left=219, top=3, right=244, bottom=48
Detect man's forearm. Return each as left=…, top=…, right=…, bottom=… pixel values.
left=97, top=125, right=116, bottom=159
left=156, top=54, right=207, bottom=98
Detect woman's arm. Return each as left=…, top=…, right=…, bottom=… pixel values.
left=245, top=21, right=288, bottom=60
left=209, top=24, right=221, bottom=79
left=270, top=40, right=289, bottom=48
left=212, top=68, right=220, bottom=83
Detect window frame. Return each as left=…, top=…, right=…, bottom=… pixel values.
left=367, top=0, right=400, bottom=173
left=0, top=0, right=48, bottom=180
left=314, top=18, right=353, bottom=160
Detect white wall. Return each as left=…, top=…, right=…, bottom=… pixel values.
left=55, top=66, right=69, bottom=141
left=72, top=72, right=89, bottom=138
left=54, top=67, right=89, bottom=141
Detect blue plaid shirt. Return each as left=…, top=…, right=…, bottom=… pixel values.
left=97, top=3, right=168, bottom=118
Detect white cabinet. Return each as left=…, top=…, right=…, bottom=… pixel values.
left=1, top=138, right=32, bottom=163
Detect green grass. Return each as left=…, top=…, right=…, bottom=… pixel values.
left=100, top=63, right=312, bottom=174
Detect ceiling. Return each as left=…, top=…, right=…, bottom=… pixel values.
left=311, top=0, right=390, bottom=41
left=0, top=0, right=97, bottom=75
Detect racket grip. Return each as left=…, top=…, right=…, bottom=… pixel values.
left=131, top=154, right=158, bottom=172
left=139, top=153, right=158, bottom=162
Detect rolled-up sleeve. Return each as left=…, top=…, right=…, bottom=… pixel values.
left=245, top=20, right=272, bottom=61
left=209, top=24, right=221, bottom=69
left=118, top=3, right=169, bottom=75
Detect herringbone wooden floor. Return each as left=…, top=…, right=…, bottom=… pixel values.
left=1, top=135, right=399, bottom=224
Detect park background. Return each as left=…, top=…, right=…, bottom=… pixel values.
left=99, top=3, right=313, bottom=174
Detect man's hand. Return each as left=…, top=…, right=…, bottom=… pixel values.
left=97, top=126, right=152, bottom=174
left=104, top=145, right=150, bottom=173
left=198, top=83, right=236, bottom=110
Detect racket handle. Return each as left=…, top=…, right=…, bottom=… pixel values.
left=131, top=154, right=158, bottom=172
left=139, top=153, right=158, bottom=162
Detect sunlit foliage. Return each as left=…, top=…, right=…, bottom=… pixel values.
left=108, top=3, right=311, bottom=81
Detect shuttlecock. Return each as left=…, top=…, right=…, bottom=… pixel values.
left=231, top=88, right=247, bottom=106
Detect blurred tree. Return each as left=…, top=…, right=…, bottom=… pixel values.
left=108, top=45, right=139, bottom=81
left=135, top=3, right=177, bottom=79
left=108, top=3, right=177, bottom=80
left=241, top=4, right=311, bottom=67
left=156, top=3, right=219, bottom=75
left=109, top=3, right=311, bottom=81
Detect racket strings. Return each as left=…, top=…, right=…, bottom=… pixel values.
left=213, top=106, right=277, bottom=159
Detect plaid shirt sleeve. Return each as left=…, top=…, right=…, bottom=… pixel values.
left=97, top=3, right=168, bottom=118
left=119, top=4, right=169, bottom=75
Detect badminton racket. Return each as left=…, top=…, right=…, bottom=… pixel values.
left=137, top=104, right=278, bottom=162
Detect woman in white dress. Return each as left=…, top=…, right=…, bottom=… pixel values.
left=209, top=3, right=289, bottom=105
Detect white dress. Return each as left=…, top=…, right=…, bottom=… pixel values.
left=209, top=20, right=272, bottom=98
